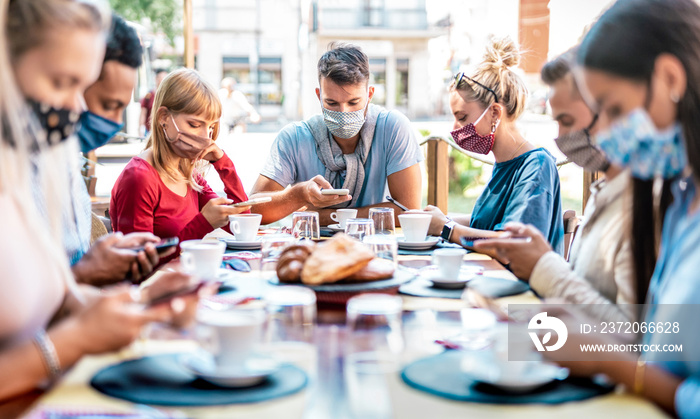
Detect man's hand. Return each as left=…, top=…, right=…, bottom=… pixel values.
left=72, top=232, right=163, bottom=286
left=299, top=175, right=352, bottom=208
left=473, top=222, right=551, bottom=280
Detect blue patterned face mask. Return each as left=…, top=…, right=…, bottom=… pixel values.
left=595, top=108, right=686, bottom=179
left=320, top=89, right=369, bottom=139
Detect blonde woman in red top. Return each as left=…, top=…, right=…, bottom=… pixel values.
left=111, top=69, right=250, bottom=245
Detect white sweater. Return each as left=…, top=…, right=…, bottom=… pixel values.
left=529, top=171, right=637, bottom=322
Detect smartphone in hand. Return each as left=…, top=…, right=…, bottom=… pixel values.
left=321, top=188, right=350, bottom=196
left=230, top=196, right=272, bottom=207
left=146, top=281, right=208, bottom=308
left=127, top=237, right=179, bottom=254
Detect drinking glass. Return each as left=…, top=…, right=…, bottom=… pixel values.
left=264, top=285, right=316, bottom=343
left=260, top=233, right=295, bottom=273
left=345, top=294, right=403, bottom=419
left=291, top=211, right=320, bottom=240
left=344, top=218, right=375, bottom=241
left=363, top=234, right=398, bottom=268
left=368, top=207, right=395, bottom=235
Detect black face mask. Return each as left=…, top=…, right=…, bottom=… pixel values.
left=554, top=114, right=610, bottom=173
left=28, top=99, right=81, bottom=147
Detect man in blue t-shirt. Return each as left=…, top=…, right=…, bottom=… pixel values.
left=250, top=43, right=423, bottom=225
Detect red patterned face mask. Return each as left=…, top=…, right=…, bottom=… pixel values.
left=450, top=106, right=498, bottom=155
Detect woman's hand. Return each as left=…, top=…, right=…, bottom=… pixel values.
left=197, top=142, right=224, bottom=163
left=200, top=197, right=251, bottom=229
left=67, top=287, right=173, bottom=355
left=405, top=205, right=448, bottom=236
left=138, top=272, right=215, bottom=328
left=473, top=222, right=552, bottom=280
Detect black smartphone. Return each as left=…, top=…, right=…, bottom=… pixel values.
left=146, top=281, right=207, bottom=307
left=128, top=237, right=179, bottom=254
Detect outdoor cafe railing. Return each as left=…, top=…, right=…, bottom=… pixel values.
left=421, top=135, right=573, bottom=214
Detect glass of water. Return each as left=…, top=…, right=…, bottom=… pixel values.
left=344, top=218, right=375, bottom=241
left=368, top=207, right=395, bottom=235
left=292, top=211, right=320, bottom=240
left=345, top=294, right=403, bottom=419
left=260, top=233, right=295, bottom=272
left=363, top=234, right=398, bottom=268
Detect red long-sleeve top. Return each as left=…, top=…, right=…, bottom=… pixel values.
left=110, top=153, right=248, bottom=245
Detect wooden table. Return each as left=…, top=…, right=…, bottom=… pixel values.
left=9, top=251, right=668, bottom=418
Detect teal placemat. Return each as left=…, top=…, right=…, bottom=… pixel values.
left=91, top=354, right=307, bottom=406
left=401, top=351, right=613, bottom=404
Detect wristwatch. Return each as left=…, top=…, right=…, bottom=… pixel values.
left=441, top=218, right=457, bottom=241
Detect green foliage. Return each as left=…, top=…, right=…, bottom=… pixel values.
left=449, top=149, right=483, bottom=196
left=109, top=0, right=181, bottom=45
left=418, top=129, right=431, bottom=138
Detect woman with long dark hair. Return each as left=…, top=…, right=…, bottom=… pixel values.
left=543, top=0, right=700, bottom=416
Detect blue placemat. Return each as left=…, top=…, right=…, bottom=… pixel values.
left=467, top=276, right=530, bottom=298
left=401, top=351, right=613, bottom=404
left=91, top=354, right=308, bottom=406
left=399, top=278, right=464, bottom=299
left=398, top=241, right=467, bottom=256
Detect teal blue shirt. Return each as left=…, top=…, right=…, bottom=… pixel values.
left=470, top=148, right=564, bottom=255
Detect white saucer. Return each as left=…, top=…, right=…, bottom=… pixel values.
left=397, top=236, right=440, bottom=250
left=420, top=265, right=483, bottom=289
left=221, top=237, right=262, bottom=250
left=181, top=352, right=281, bottom=388
left=327, top=224, right=345, bottom=232
left=462, top=355, right=568, bottom=393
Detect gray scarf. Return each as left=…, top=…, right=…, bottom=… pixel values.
left=306, top=104, right=382, bottom=208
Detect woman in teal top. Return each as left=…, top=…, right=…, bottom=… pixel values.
left=423, top=36, right=564, bottom=255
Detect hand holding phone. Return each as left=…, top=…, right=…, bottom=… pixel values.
left=321, top=188, right=350, bottom=196
left=146, top=281, right=209, bottom=307
left=127, top=237, right=179, bottom=254
left=230, top=196, right=272, bottom=207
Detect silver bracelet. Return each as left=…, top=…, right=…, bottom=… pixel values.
left=33, top=329, right=62, bottom=381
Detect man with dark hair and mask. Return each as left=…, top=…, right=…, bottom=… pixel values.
left=474, top=48, right=635, bottom=323
left=68, top=14, right=171, bottom=286
left=249, top=42, right=423, bottom=226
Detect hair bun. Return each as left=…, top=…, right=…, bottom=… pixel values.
left=482, top=36, right=521, bottom=71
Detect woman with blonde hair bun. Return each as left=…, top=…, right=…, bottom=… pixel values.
left=420, top=36, right=564, bottom=256
left=111, top=68, right=250, bottom=248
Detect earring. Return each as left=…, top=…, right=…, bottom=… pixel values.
left=490, top=120, right=498, bottom=134
left=671, top=92, right=680, bottom=103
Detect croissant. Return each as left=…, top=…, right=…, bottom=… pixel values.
left=301, top=233, right=374, bottom=285
left=276, top=243, right=315, bottom=283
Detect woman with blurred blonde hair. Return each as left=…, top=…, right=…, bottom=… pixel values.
left=0, top=0, right=187, bottom=401
left=111, top=68, right=250, bottom=245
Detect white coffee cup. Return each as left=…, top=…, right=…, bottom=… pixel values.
left=180, top=240, right=226, bottom=279
left=196, top=307, right=266, bottom=370
left=398, top=213, right=432, bottom=242
left=330, top=208, right=358, bottom=228
left=229, top=213, right=263, bottom=242
left=432, top=248, right=466, bottom=280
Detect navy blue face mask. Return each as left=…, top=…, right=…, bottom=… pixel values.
left=77, top=111, right=123, bottom=153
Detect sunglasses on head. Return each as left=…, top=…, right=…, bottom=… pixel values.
left=453, top=73, right=499, bottom=103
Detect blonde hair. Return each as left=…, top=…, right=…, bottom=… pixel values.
left=2, top=0, right=110, bottom=299
left=146, top=68, right=222, bottom=193
left=452, top=36, right=529, bottom=120
left=7, top=0, right=110, bottom=60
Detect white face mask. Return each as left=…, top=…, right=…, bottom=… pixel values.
left=320, top=89, right=369, bottom=139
